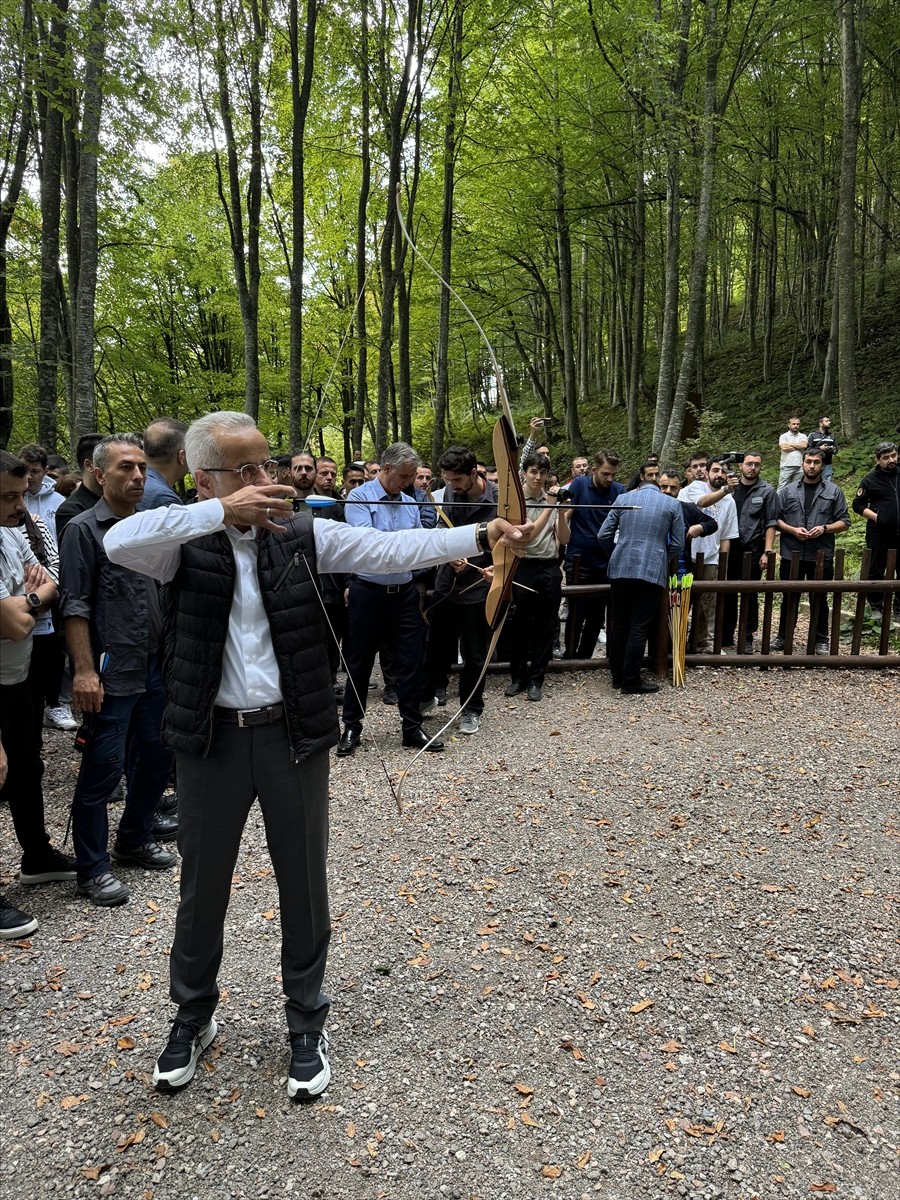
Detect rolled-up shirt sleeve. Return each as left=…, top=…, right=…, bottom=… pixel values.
left=60, top=521, right=98, bottom=622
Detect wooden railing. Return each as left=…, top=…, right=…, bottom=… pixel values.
left=542, top=547, right=900, bottom=674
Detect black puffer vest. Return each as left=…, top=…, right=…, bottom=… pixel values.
left=162, top=516, right=339, bottom=760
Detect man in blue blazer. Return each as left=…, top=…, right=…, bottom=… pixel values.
left=597, top=482, right=685, bottom=693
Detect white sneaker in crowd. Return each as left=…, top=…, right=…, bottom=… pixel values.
left=45, top=704, right=77, bottom=731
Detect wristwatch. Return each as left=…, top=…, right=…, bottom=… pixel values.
left=475, top=521, right=491, bottom=553
left=25, top=592, right=41, bottom=611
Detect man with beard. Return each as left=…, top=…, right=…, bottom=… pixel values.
left=719, top=453, right=778, bottom=653
left=772, top=449, right=850, bottom=653
left=0, top=452, right=76, bottom=938
left=852, top=441, right=899, bottom=618
left=679, top=456, right=739, bottom=653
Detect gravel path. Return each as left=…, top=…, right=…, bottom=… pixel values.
left=2, top=667, right=898, bottom=1200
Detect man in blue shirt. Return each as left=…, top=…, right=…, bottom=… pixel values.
left=138, top=418, right=188, bottom=511
left=336, top=443, right=442, bottom=757
left=560, top=449, right=625, bottom=657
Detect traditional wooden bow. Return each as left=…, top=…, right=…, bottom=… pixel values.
left=394, top=186, right=527, bottom=799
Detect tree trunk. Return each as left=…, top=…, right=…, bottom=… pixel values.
left=0, top=0, right=33, bottom=447
left=209, top=0, right=264, bottom=421
left=353, top=0, right=371, bottom=458
left=72, top=0, right=106, bottom=442
left=432, top=0, right=463, bottom=467
left=627, top=117, right=645, bottom=446
left=553, top=140, right=584, bottom=453
left=34, top=0, right=67, bottom=449
left=651, top=0, right=691, bottom=456
left=661, top=0, right=721, bottom=461
left=376, top=0, right=420, bottom=456
left=835, top=0, right=861, bottom=440
left=288, top=0, right=318, bottom=448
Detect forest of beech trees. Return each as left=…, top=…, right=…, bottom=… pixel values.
left=1, top=0, right=896, bottom=463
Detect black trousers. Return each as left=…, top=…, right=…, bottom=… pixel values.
left=777, top=558, right=833, bottom=642
left=866, top=529, right=900, bottom=612
left=423, top=602, right=489, bottom=715
left=722, top=540, right=764, bottom=645
left=173, top=725, right=331, bottom=1035
left=608, top=579, right=662, bottom=688
left=565, top=559, right=608, bottom=657
left=508, top=558, right=562, bottom=686
left=27, top=631, right=66, bottom=743
left=0, top=681, right=52, bottom=864
left=341, top=581, right=425, bottom=735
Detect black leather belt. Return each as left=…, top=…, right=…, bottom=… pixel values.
left=352, top=578, right=412, bottom=594
left=214, top=704, right=285, bottom=727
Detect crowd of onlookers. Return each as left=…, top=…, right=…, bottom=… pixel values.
left=1, top=414, right=898, bottom=942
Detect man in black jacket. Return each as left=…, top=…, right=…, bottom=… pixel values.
left=852, top=441, right=899, bottom=616
left=104, top=412, right=530, bottom=1101
left=718, top=452, right=778, bottom=652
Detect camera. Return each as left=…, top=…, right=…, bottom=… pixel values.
left=719, top=451, right=745, bottom=465
left=555, top=485, right=573, bottom=503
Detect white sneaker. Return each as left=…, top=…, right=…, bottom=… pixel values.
left=459, top=710, right=480, bottom=735
left=597, top=629, right=607, bottom=645
left=287, top=1030, right=331, bottom=1099
left=815, top=641, right=830, bottom=655
left=45, top=704, right=77, bottom=731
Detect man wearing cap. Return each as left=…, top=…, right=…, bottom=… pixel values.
left=852, top=441, right=900, bottom=618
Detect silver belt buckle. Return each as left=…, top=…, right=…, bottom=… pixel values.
left=237, top=707, right=261, bottom=727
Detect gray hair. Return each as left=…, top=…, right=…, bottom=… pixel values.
left=185, top=411, right=258, bottom=473
left=381, top=441, right=421, bottom=470
left=93, top=433, right=144, bottom=472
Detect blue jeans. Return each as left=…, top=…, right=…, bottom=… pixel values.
left=71, top=657, right=169, bottom=880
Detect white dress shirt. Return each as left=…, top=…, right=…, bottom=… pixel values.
left=104, top=499, right=479, bottom=708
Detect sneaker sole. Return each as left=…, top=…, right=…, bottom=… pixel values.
left=0, top=916, right=39, bottom=939
left=19, top=869, right=78, bottom=885
left=153, top=1018, right=218, bottom=1091
left=287, top=1057, right=331, bottom=1100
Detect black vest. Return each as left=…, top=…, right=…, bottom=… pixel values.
left=162, top=517, right=339, bottom=760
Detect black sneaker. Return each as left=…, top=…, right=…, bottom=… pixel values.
left=19, top=846, right=77, bottom=885
left=111, top=841, right=177, bottom=870
left=153, top=1018, right=218, bottom=1091
left=0, top=897, right=39, bottom=939
left=287, top=1030, right=331, bottom=1100
left=382, top=686, right=398, bottom=705
left=77, top=872, right=130, bottom=907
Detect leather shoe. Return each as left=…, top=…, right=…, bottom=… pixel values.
left=336, top=728, right=361, bottom=757
left=622, top=681, right=659, bottom=694
left=402, top=728, right=444, bottom=752
left=504, top=681, right=526, bottom=697
left=526, top=683, right=542, bottom=702
left=156, top=791, right=178, bottom=817
left=152, top=811, right=178, bottom=842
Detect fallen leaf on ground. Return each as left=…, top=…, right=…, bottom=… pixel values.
left=629, top=999, right=654, bottom=1014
